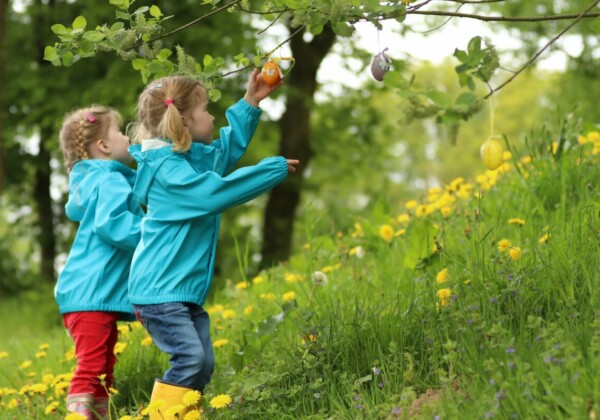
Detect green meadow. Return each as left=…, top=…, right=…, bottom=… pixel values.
left=1, top=131, right=599, bottom=419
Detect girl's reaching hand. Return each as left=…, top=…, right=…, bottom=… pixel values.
left=286, top=159, right=300, bottom=173
left=244, top=68, right=283, bottom=108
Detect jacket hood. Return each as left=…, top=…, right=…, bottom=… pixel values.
left=65, top=160, right=136, bottom=222
left=129, top=143, right=174, bottom=205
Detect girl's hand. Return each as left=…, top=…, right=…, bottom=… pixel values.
left=244, top=68, right=283, bottom=108
left=286, top=159, right=300, bottom=173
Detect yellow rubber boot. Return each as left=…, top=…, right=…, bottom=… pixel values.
left=148, top=380, right=199, bottom=420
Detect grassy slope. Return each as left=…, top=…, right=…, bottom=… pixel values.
left=0, top=133, right=599, bottom=419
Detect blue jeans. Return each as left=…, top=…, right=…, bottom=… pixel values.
left=133, top=302, right=214, bottom=391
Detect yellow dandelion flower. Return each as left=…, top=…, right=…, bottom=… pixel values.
left=19, top=360, right=32, bottom=369
left=260, top=293, right=276, bottom=301
left=209, top=394, right=233, bottom=409
left=44, top=401, right=59, bottom=414
left=114, top=342, right=127, bottom=355
left=243, top=306, right=254, bottom=315
left=29, top=383, right=47, bottom=394
left=405, top=200, right=418, bottom=210
left=0, top=351, right=8, bottom=359
left=54, top=381, right=70, bottom=397
left=379, top=224, right=394, bottom=242
left=35, top=351, right=46, bottom=359
left=8, top=398, right=19, bottom=409
left=65, top=413, right=87, bottom=420
left=394, top=228, right=406, bottom=237
left=497, top=239, right=511, bottom=252
left=321, top=265, right=334, bottom=273
left=141, top=336, right=153, bottom=347
left=184, top=409, right=202, bottom=420
left=509, top=247, right=521, bottom=260
left=588, top=131, right=600, bottom=143
left=508, top=218, right=525, bottom=225
left=437, top=288, right=452, bottom=307
left=222, top=310, right=236, bottom=320
left=252, top=275, right=265, bottom=285
left=117, top=325, right=131, bottom=335
left=98, top=374, right=107, bottom=382
left=118, top=416, right=133, bottom=420
left=182, top=390, right=201, bottom=407
left=65, top=348, right=76, bottom=361
left=539, top=233, right=550, bottom=244
left=141, top=399, right=167, bottom=415
left=165, top=405, right=185, bottom=417
left=415, top=204, right=428, bottom=218
left=283, top=291, right=296, bottom=302
left=578, top=134, right=588, bottom=145
left=109, top=388, right=119, bottom=395
left=42, top=374, right=54, bottom=384
left=397, top=213, right=410, bottom=224
left=38, top=343, right=49, bottom=351
left=206, top=304, right=224, bottom=315
left=440, top=206, right=453, bottom=218
left=213, top=339, right=229, bottom=348
left=235, top=281, right=249, bottom=290
left=436, top=268, right=449, bottom=284
left=284, top=273, right=303, bottom=283
left=353, top=222, right=365, bottom=238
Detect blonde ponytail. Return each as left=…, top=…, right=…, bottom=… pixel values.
left=133, top=76, right=205, bottom=153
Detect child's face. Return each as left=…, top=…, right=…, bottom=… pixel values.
left=104, top=119, right=132, bottom=164
left=185, top=88, right=215, bottom=144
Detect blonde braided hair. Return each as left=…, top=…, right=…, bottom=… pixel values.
left=59, top=105, right=122, bottom=171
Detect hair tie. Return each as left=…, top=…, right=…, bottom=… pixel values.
left=83, top=112, right=96, bottom=123
left=164, top=99, right=174, bottom=107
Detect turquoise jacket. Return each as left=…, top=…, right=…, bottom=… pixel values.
left=55, top=160, right=143, bottom=317
left=128, top=99, right=289, bottom=306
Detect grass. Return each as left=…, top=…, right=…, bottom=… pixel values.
left=1, top=130, right=600, bottom=419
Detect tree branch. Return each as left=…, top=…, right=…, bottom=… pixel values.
left=130, top=0, right=243, bottom=49
left=484, top=0, right=600, bottom=99
left=219, top=25, right=307, bottom=78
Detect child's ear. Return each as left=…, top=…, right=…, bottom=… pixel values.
left=96, top=138, right=110, bottom=154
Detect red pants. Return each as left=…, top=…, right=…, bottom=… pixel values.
left=63, top=312, right=120, bottom=398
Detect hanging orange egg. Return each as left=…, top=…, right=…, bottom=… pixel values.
left=261, top=60, right=282, bottom=86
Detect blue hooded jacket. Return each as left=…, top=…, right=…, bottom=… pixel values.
left=55, top=160, right=143, bottom=317
left=127, top=99, right=289, bottom=306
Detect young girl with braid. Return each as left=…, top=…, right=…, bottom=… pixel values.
left=128, top=70, right=298, bottom=418
left=55, top=105, right=143, bottom=419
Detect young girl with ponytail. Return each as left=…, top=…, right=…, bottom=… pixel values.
left=128, top=70, right=298, bottom=418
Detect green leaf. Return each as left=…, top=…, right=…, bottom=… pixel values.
left=156, top=49, right=172, bottom=62
left=149, top=5, right=162, bottom=18
left=115, top=11, right=131, bottom=20
left=132, top=58, right=147, bottom=70
left=455, top=92, right=478, bottom=107
left=61, top=51, right=74, bottom=67
left=109, top=0, right=130, bottom=10
left=83, top=31, right=105, bottom=42
left=43, top=46, right=59, bottom=62
left=403, top=220, right=439, bottom=269
left=332, top=22, right=354, bottom=37
left=467, top=36, right=482, bottom=55
left=51, top=24, right=68, bottom=35
left=252, top=55, right=262, bottom=67
left=72, top=16, right=87, bottom=30
left=110, top=22, right=125, bottom=32
left=208, top=89, right=221, bottom=102
left=425, top=90, right=451, bottom=107
left=132, top=6, right=150, bottom=15
left=383, top=71, right=408, bottom=90
left=203, top=54, right=213, bottom=67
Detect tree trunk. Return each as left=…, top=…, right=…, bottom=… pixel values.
left=0, top=0, right=8, bottom=193
left=34, top=0, right=56, bottom=283
left=35, top=126, right=56, bottom=282
left=259, top=25, right=336, bottom=269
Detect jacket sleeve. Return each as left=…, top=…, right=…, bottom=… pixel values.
left=218, top=99, right=263, bottom=173
left=152, top=156, right=288, bottom=221
left=94, top=173, right=142, bottom=251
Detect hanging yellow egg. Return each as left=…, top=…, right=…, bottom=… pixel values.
left=480, top=137, right=504, bottom=170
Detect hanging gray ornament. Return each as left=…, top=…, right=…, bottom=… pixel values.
left=370, top=47, right=391, bottom=82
